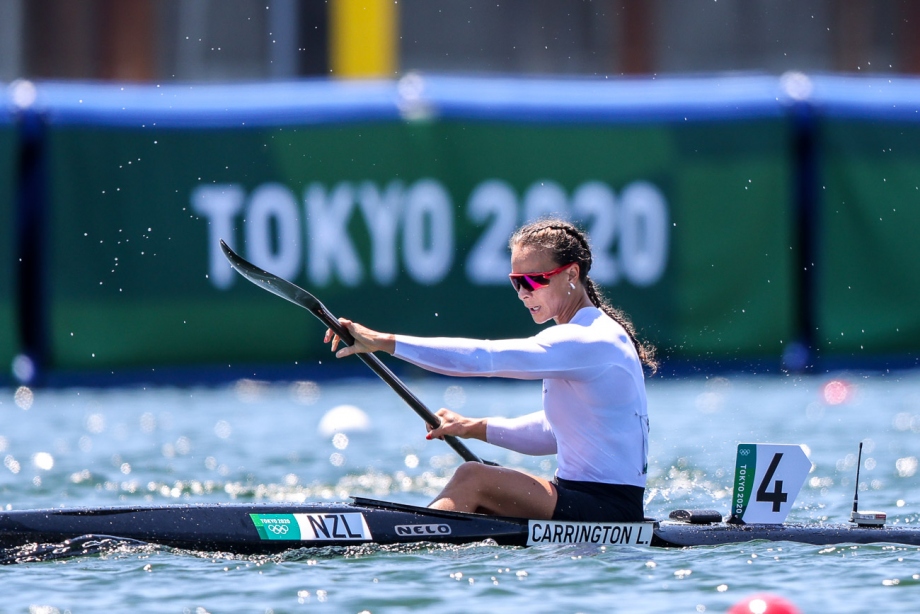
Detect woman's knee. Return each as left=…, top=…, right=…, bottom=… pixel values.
left=449, top=461, right=492, bottom=485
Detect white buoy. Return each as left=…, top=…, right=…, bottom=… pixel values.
left=318, top=404, right=370, bottom=437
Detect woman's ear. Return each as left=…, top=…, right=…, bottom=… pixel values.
left=568, top=263, right=581, bottom=284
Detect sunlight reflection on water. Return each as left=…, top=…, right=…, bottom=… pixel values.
left=2, top=372, right=920, bottom=612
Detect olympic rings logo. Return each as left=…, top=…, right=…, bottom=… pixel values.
left=267, top=524, right=290, bottom=535
left=739, top=449, right=750, bottom=456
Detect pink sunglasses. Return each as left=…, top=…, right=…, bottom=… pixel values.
left=508, top=264, right=573, bottom=292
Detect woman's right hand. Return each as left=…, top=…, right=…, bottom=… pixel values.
left=426, top=408, right=487, bottom=442
left=323, top=318, right=396, bottom=357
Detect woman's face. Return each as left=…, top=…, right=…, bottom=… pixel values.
left=510, top=243, right=575, bottom=325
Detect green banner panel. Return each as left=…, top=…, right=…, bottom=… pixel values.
left=45, top=118, right=794, bottom=372
left=818, top=120, right=920, bottom=357
left=670, top=122, right=794, bottom=360
left=0, top=120, right=17, bottom=375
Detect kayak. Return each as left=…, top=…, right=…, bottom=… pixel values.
left=0, top=497, right=647, bottom=558
left=3, top=495, right=919, bottom=564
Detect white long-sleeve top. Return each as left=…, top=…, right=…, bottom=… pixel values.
left=393, top=307, right=649, bottom=487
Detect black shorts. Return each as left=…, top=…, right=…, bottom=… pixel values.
left=551, top=477, right=645, bottom=522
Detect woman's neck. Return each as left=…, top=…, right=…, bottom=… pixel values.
left=553, top=293, right=594, bottom=325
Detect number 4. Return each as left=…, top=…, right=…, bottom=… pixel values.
left=756, top=453, right=789, bottom=512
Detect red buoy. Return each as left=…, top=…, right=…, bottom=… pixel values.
left=728, top=593, right=801, bottom=614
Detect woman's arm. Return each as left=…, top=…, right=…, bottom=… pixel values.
left=393, top=332, right=600, bottom=380
left=324, top=312, right=611, bottom=382
left=325, top=320, right=586, bottom=380
left=426, top=409, right=557, bottom=456
left=486, top=411, right=557, bottom=455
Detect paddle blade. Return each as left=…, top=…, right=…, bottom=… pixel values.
left=219, top=240, right=313, bottom=308
left=219, top=239, right=347, bottom=338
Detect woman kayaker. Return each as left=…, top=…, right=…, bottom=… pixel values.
left=324, top=218, right=656, bottom=522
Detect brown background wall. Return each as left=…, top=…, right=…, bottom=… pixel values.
left=1, top=0, right=918, bottom=83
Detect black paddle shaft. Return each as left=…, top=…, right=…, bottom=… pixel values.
left=219, top=240, right=492, bottom=465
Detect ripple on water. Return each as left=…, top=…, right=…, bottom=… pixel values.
left=3, top=376, right=920, bottom=612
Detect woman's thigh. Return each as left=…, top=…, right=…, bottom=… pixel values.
left=444, top=463, right=558, bottom=519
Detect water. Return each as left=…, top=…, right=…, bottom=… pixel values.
left=2, top=371, right=920, bottom=613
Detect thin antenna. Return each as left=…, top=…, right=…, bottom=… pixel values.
left=852, top=442, right=863, bottom=515
left=849, top=441, right=886, bottom=526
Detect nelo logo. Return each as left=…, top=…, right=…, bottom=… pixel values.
left=394, top=524, right=452, bottom=536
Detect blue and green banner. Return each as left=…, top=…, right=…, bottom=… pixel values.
left=37, top=78, right=796, bottom=374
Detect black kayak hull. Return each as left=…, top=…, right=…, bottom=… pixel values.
left=2, top=497, right=919, bottom=562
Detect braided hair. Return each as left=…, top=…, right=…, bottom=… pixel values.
left=510, top=218, right=658, bottom=374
